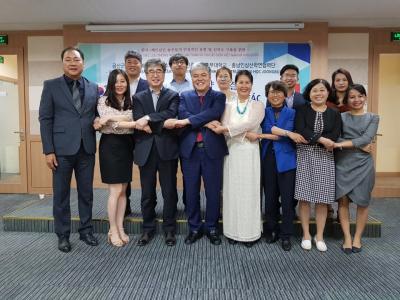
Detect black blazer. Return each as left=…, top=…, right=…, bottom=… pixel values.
left=133, top=87, right=180, bottom=166
left=292, top=92, right=307, bottom=109
left=295, top=103, right=342, bottom=145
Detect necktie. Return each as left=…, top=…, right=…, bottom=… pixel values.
left=196, top=96, right=205, bottom=142
left=72, top=80, right=82, bottom=112
left=152, top=91, right=159, bottom=110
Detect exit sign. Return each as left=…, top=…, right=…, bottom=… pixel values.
left=0, top=35, right=8, bottom=45
left=0, top=56, right=4, bottom=64
left=391, top=32, right=400, bottom=41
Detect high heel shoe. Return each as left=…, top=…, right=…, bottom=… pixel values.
left=118, top=228, right=130, bottom=245
left=107, top=231, right=124, bottom=247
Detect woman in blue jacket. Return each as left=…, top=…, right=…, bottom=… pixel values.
left=255, top=80, right=307, bottom=251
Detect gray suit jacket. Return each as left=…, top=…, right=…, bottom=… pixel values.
left=39, top=76, right=98, bottom=156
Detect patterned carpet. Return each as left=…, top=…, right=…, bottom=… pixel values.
left=0, top=194, right=399, bottom=299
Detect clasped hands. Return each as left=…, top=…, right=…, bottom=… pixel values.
left=93, top=116, right=152, bottom=133
left=162, top=118, right=191, bottom=129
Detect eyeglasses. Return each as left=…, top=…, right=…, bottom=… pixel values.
left=146, top=69, right=164, bottom=75
left=172, top=60, right=187, bottom=65
left=282, top=74, right=297, bottom=79
left=268, top=90, right=284, bottom=96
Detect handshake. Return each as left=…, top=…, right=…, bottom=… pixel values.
left=162, top=118, right=191, bottom=129
left=163, top=119, right=227, bottom=135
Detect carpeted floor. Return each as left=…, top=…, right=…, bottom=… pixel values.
left=0, top=195, right=399, bottom=299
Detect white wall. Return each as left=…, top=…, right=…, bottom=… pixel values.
left=28, top=36, right=63, bottom=135
left=328, top=33, right=369, bottom=86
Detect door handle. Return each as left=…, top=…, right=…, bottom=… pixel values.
left=13, top=130, right=25, bottom=142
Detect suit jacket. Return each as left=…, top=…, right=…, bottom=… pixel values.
left=136, top=78, right=149, bottom=94
left=178, top=89, right=228, bottom=160
left=267, top=92, right=306, bottom=110
left=39, top=76, right=98, bottom=156
left=133, top=87, right=180, bottom=166
left=261, top=106, right=296, bottom=173
left=292, top=92, right=307, bottom=109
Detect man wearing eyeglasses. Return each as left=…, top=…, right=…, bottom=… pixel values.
left=132, top=59, right=180, bottom=247
left=165, top=53, right=193, bottom=95
left=279, top=64, right=306, bottom=109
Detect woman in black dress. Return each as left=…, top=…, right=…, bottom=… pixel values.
left=97, top=69, right=134, bottom=247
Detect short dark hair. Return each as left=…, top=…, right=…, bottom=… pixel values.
left=302, top=79, right=331, bottom=102
left=329, top=68, right=354, bottom=104
left=265, top=80, right=288, bottom=98
left=235, top=70, right=253, bottom=84
left=280, top=64, right=299, bottom=76
left=168, top=53, right=189, bottom=67
left=216, top=66, right=233, bottom=80
left=61, top=46, right=84, bottom=61
left=104, top=69, right=132, bottom=111
left=343, top=84, right=367, bottom=105
left=124, top=50, right=142, bottom=63
left=144, top=58, right=167, bottom=73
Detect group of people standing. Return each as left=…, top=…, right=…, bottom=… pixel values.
left=39, top=47, right=379, bottom=255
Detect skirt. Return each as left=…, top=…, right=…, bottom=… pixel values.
left=294, top=144, right=335, bottom=204
left=99, top=133, right=134, bottom=184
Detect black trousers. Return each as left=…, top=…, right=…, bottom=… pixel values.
left=262, top=150, right=295, bottom=239
left=53, top=144, right=95, bottom=238
left=139, top=144, right=178, bottom=233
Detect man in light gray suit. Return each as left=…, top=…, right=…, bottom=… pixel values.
left=39, top=46, right=99, bottom=253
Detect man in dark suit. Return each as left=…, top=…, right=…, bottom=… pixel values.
left=280, top=64, right=306, bottom=213
left=173, top=62, right=228, bottom=246
left=123, top=50, right=149, bottom=216
left=132, top=58, right=180, bottom=247
left=280, top=64, right=306, bottom=109
left=39, top=47, right=99, bottom=253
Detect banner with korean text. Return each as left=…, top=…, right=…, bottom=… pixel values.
left=80, top=42, right=311, bottom=103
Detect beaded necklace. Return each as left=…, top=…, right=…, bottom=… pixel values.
left=236, top=98, right=250, bottom=115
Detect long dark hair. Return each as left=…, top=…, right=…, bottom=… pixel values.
left=104, top=69, right=132, bottom=110
left=329, top=68, right=354, bottom=105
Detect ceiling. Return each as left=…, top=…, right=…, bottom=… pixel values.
left=1, top=0, right=399, bottom=30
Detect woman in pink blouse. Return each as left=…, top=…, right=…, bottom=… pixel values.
left=97, top=69, right=134, bottom=247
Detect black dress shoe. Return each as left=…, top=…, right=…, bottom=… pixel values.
left=58, top=237, right=71, bottom=253
left=352, top=246, right=362, bottom=253
left=281, top=239, right=292, bottom=251
left=206, top=230, right=221, bottom=245
left=79, top=233, right=99, bottom=246
left=265, top=232, right=279, bottom=244
left=137, top=232, right=154, bottom=246
left=165, top=232, right=176, bottom=247
left=184, top=231, right=203, bottom=245
left=342, top=246, right=352, bottom=255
